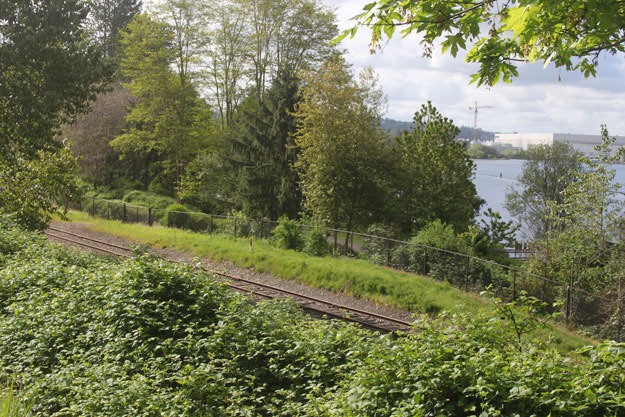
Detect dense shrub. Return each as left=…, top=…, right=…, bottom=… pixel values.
left=1, top=223, right=624, bottom=416
left=271, top=217, right=303, bottom=251
left=121, top=190, right=176, bottom=209
left=310, top=313, right=625, bottom=417
left=162, top=203, right=192, bottom=229
left=362, top=224, right=394, bottom=266
left=303, top=228, right=331, bottom=257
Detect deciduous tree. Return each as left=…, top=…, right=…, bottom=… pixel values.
left=0, top=0, right=109, bottom=229
left=0, top=0, right=110, bottom=158
left=504, top=142, right=582, bottom=241
left=338, top=0, right=625, bottom=86
left=294, top=57, right=394, bottom=234
left=112, top=14, right=216, bottom=194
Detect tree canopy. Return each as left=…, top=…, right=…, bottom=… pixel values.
left=394, top=101, right=479, bottom=233
left=0, top=0, right=110, bottom=158
left=0, top=0, right=110, bottom=229
left=294, top=57, right=393, bottom=232
left=337, top=0, right=625, bottom=86
left=505, top=142, right=582, bottom=241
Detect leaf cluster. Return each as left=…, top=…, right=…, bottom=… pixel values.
left=338, top=0, right=625, bottom=86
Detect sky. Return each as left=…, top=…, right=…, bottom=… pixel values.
left=326, top=0, right=625, bottom=136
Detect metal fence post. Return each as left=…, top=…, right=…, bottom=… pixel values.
left=386, top=238, right=391, bottom=266
left=465, top=257, right=470, bottom=291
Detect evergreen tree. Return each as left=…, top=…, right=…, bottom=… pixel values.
left=394, top=102, right=479, bottom=234
left=231, top=70, right=302, bottom=219
left=87, top=0, right=142, bottom=62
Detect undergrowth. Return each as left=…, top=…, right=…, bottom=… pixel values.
left=1, top=217, right=623, bottom=415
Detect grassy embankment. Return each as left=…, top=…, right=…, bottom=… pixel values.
left=62, top=211, right=589, bottom=351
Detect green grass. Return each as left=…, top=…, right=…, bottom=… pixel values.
left=61, top=212, right=590, bottom=351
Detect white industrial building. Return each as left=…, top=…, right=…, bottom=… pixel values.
left=492, top=133, right=625, bottom=157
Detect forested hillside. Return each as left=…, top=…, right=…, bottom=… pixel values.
left=3, top=3, right=625, bottom=414
left=381, top=118, right=496, bottom=141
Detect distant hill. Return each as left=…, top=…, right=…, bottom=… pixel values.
left=381, top=118, right=495, bottom=142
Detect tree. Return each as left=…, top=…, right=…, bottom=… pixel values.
left=337, top=0, right=625, bottom=86
left=0, top=0, right=110, bottom=159
left=199, top=0, right=337, bottom=125
left=294, top=57, right=394, bottom=235
left=504, top=142, right=582, bottom=241
left=393, top=102, right=479, bottom=234
left=241, top=0, right=337, bottom=102
left=63, top=86, right=132, bottom=188
left=112, top=14, right=216, bottom=195
left=87, top=0, right=142, bottom=62
left=523, top=127, right=625, bottom=337
left=203, top=1, right=248, bottom=128
left=0, top=0, right=110, bottom=229
left=230, top=70, right=302, bottom=219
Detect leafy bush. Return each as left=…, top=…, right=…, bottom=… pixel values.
left=162, top=203, right=191, bottom=229
left=310, top=313, right=625, bottom=417
left=362, top=224, right=394, bottom=266
left=0, top=225, right=624, bottom=416
left=303, top=228, right=330, bottom=257
left=271, top=217, right=303, bottom=251
left=0, top=229, right=372, bottom=415
left=122, top=190, right=176, bottom=209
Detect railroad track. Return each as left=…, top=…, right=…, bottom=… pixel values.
left=44, top=226, right=413, bottom=333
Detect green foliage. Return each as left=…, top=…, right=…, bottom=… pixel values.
left=113, top=13, right=216, bottom=195
left=272, top=217, right=304, bottom=251
left=0, top=147, right=83, bottom=230
left=487, top=290, right=562, bottom=350
left=122, top=190, right=176, bottom=209
left=480, top=208, right=519, bottom=248
left=505, top=142, right=582, bottom=241
left=520, top=127, right=625, bottom=336
left=294, top=57, right=394, bottom=232
left=162, top=203, right=192, bottom=229
left=412, top=219, right=468, bottom=252
left=338, top=0, right=625, bottom=86
left=0, top=225, right=380, bottom=415
left=229, top=70, right=303, bottom=220
left=0, top=380, right=32, bottom=417
left=311, top=312, right=625, bottom=416
left=394, top=102, right=479, bottom=234
left=303, top=228, right=331, bottom=257
left=467, top=143, right=502, bottom=159
left=0, top=0, right=110, bottom=159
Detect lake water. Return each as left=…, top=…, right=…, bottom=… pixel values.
left=472, top=159, right=625, bottom=228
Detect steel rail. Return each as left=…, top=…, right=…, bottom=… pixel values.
left=45, top=226, right=413, bottom=333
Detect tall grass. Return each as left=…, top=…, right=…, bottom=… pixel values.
left=0, top=383, right=30, bottom=417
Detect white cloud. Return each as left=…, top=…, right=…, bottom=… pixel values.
left=327, top=0, right=625, bottom=135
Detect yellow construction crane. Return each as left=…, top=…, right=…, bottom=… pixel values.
left=469, top=101, right=494, bottom=145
